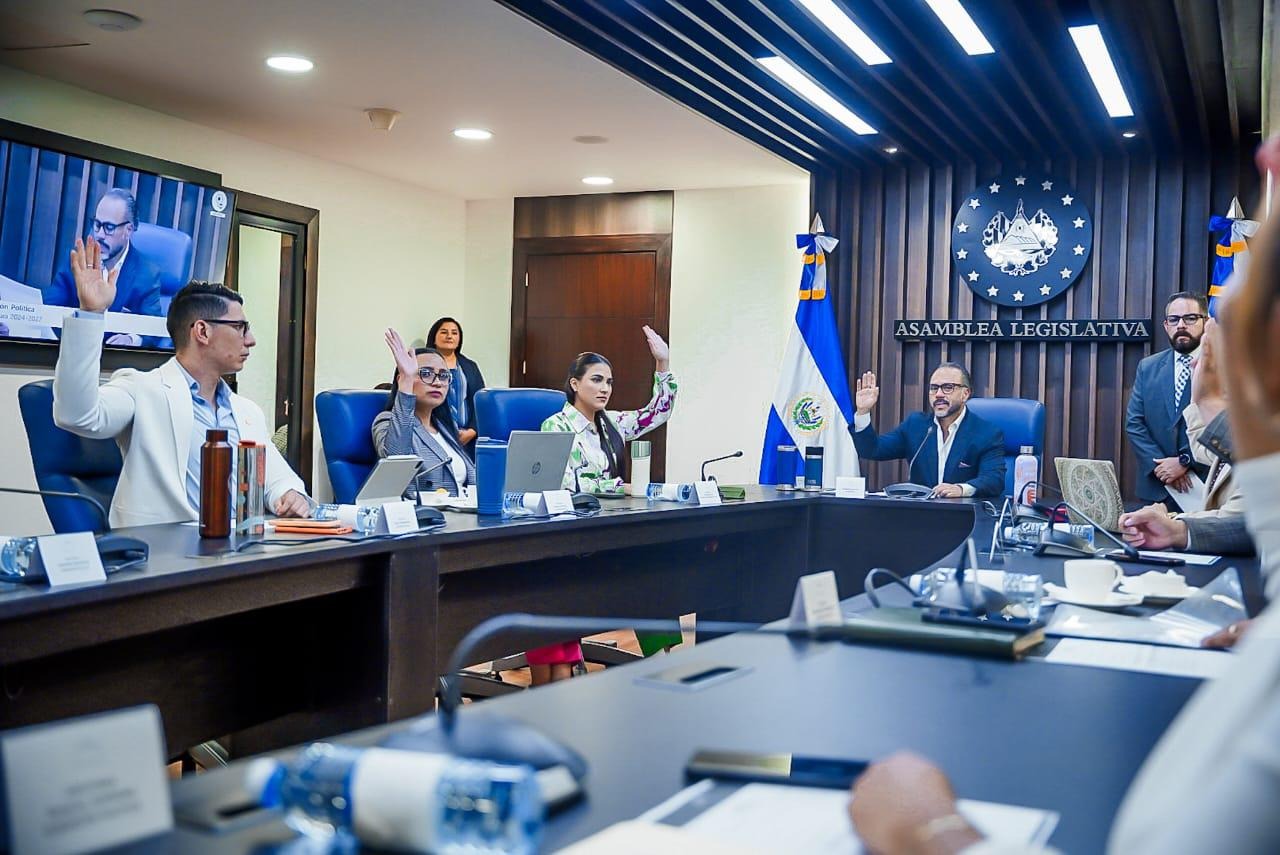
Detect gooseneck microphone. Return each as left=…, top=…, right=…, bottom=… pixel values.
left=1017, top=481, right=1178, bottom=564
left=700, top=450, right=744, bottom=482
left=885, top=425, right=936, bottom=498
left=0, top=485, right=110, bottom=531
left=906, top=424, right=936, bottom=474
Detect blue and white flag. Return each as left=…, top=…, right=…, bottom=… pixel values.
left=1208, top=197, right=1259, bottom=317
left=759, top=215, right=859, bottom=488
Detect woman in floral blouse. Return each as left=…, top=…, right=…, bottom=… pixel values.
left=528, top=325, right=678, bottom=684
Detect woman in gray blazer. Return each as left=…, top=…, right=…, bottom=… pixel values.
left=371, top=328, right=475, bottom=498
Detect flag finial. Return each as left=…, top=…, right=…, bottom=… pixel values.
left=1226, top=196, right=1245, bottom=219
left=810, top=213, right=825, bottom=234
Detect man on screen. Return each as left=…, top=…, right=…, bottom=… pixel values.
left=849, top=362, right=1006, bottom=498
left=46, top=188, right=164, bottom=345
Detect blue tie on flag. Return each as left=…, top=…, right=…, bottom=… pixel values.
left=1208, top=197, right=1259, bottom=317
left=759, top=215, right=859, bottom=489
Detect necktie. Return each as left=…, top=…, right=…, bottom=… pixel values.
left=1174, top=354, right=1192, bottom=411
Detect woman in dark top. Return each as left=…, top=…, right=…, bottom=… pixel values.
left=427, top=317, right=485, bottom=451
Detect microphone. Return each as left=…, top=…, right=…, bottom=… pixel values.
left=1021, top=487, right=1180, bottom=565
left=0, top=485, right=110, bottom=532
left=411, top=458, right=448, bottom=499
left=885, top=425, right=936, bottom=498
left=700, top=450, right=744, bottom=482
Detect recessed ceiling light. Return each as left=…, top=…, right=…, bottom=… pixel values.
left=453, top=128, right=493, bottom=141
left=1068, top=25, right=1134, bottom=118
left=884, top=146, right=899, bottom=154
left=1122, top=131, right=1137, bottom=138
left=582, top=176, right=614, bottom=186
left=922, top=0, right=994, bottom=55
left=573, top=135, right=609, bottom=145
left=758, top=56, right=877, bottom=135
left=266, top=55, right=313, bottom=73
left=83, top=9, right=142, bottom=31
left=796, top=0, right=891, bottom=65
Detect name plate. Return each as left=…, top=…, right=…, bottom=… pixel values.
left=692, top=481, right=722, bottom=506
left=378, top=501, right=419, bottom=535
left=835, top=476, right=866, bottom=499
left=542, top=490, right=575, bottom=516
left=788, top=570, right=843, bottom=628
left=1, top=706, right=173, bottom=854
left=38, top=532, right=106, bottom=587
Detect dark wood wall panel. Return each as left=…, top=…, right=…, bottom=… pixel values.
left=514, top=191, right=673, bottom=239
left=815, top=152, right=1258, bottom=500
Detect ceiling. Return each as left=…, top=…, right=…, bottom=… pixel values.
left=497, top=0, right=1265, bottom=170
left=0, top=0, right=808, bottom=199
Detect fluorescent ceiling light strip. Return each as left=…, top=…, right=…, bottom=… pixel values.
left=922, top=0, right=994, bottom=55
left=797, top=0, right=891, bottom=65
left=759, top=56, right=877, bottom=135
left=1068, top=25, right=1134, bottom=118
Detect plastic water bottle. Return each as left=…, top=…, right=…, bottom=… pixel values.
left=0, top=536, right=38, bottom=581
left=1013, top=446, right=1038, bottom=507
left=501, top=492, right=538, bottom=519
left=313, top=503, right=379, bottom=534
left=645, top=482, right=693, bottom=502
left=246, top=743, right=541, bottom=854
left=629, top=440, right=652, bottom=497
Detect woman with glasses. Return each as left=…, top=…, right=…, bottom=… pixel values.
left=372, top=328, right=475, bottom=498
left=426, top=317, right=485, bottom=451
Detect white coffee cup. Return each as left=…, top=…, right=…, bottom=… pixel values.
left=1063, top=559, right=1123, bottom=598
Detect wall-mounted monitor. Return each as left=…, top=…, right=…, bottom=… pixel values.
left=0, top=119, right=233, bottom=356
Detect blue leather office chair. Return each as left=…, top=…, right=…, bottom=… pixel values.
left=18, top=380, right=120, bottom=533
left=132, top=223, right=195, bottom=316
left=316, top=390, right=389, bottom=504
left=474, top=388, right=565, bottom=440
left=965, top=397, right=1046, bottom=497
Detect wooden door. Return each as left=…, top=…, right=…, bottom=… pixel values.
left=512, top=234, right=672, bottom=481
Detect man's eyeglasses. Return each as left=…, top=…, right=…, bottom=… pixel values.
left=91, top=219, right=131, bottom=236
left=417, top=368, right=452, bottom=385
left=199, top=318, right=251, bottom=337
left=928, top=383, right=968, bottom=395
left=1164, top=313, right=1206, bottom=327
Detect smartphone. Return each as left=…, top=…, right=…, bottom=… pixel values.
left=685, top=750, right=868, bottom=789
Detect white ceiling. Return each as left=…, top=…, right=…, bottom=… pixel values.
left=0, top=0, right=807, bottom=199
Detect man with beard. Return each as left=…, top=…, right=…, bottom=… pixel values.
left=1125, top=291, right=1213, bottom=506
left=849, top=362, right=1005, bottom=498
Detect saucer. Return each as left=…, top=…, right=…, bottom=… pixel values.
left=1118, top=572, right=1198, bottom=603
left=1043, top=583, right=1143, bottom=610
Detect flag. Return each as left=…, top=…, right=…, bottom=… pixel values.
left=1208, top=197, right=1259, bottom=317
left=759, top=214, right=859, bottom=489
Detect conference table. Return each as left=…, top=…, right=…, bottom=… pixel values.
left=0, top=490, right=1259, bottom=852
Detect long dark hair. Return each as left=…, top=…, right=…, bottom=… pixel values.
left=565, top=352, right=625, bottom=478
left=426, top=317, right=464, bottom=354
left=384, top=347, right=462, bottom=441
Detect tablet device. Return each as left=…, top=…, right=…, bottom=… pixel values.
left=505, top=431, right=574, bottom=493
left=356, top=454, right=422, bottom=505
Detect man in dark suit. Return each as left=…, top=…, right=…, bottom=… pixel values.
left=46, top=188, right=163, bottom=346
left=849, top=362, right=1006, bottom=498
left=1125, top=291, right=1212, bottom=505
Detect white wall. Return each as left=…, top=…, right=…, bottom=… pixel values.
left=234, top=225, right=282, bottom=419
left=0, top=367, right=56, bottom=535
left=666, top=185, right=810, bottom=484
left=462, top=198, right=515, bottom=387
left=0, top=66, right=466, bottom=515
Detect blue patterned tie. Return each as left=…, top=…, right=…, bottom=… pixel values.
left=1174, top=353, right=1192, bottom=411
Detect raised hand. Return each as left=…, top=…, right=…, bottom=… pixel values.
left=384, top=328, right=419, bottom=393
left=854, top=370, right=879, bottom=415
left=70, top=237, right=118, bottom=313
left=642, top=325, right=670, bottom=372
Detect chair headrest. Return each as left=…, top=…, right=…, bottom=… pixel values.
left=131, top=223, right=195, bottom=296
left=18, top=380, right=123, bottom=478
left=474, top=388, right=566, bottom=441
left=316, top=390, right=389, bottom=462
left=965, top=397, right=1045, bottom=455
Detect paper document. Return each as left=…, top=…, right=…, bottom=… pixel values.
left=1044, top=638, right=1231, bottom=680
left=639, top=781, right=1058, bottom=854
left=1166, top=472, right=1207, bottom=514
left=1139, top=549, right=1219, bottom=566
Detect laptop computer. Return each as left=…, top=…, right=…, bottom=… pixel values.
left=1054, top=457, right=1125, bottom=532
left=505, top=431, right=574, bottom=493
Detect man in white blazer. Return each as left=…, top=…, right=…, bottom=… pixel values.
left=53, top=237, right=309, bottom=528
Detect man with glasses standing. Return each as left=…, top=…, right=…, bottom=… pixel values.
left=1126, top=291, right=1212, bottom=508
left=46, top=189, right=164, bottom=345
left=849, top=362, right=1006, bottom=498
left=53, top=236, right=310, bottom=527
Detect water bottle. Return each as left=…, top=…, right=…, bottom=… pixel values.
left=245, top=742, right=541, bottom=854
left=313, top=503, right=379, bottom=534
left=803, top=447, right=824, bottom=492
left=501, top=492, right=538, bottom=519
left=475, top=439, right=508, bottom=517
left=915, top=568, right=1043, bottom=622
left=645, top=482, right=693, bottom=502
left=0, top=536, right=39, bottom=581
left=775, top=444, right=798, bottom=492
left=1014, top=446, right=1038, bottom=507
left=629, top=440, right=652, bottom=497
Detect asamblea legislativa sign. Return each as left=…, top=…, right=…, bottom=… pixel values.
left=894, top=318, right=1152, bottom=342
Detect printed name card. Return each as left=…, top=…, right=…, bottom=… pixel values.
left=378, top=501, right=420, bottom=534
left=788, top=570, right=843, bottom=628
left=37, top=533, right=106, bottom=587
left=693, top=481, right=722, bottom=506
left=1, top=705, right=172, bottom=854
left=542, top=490, right=575, bottom=516
left=835, top=476, right=867, bottom=499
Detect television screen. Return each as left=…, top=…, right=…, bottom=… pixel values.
left=0, top=134, right=234, bottom=351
